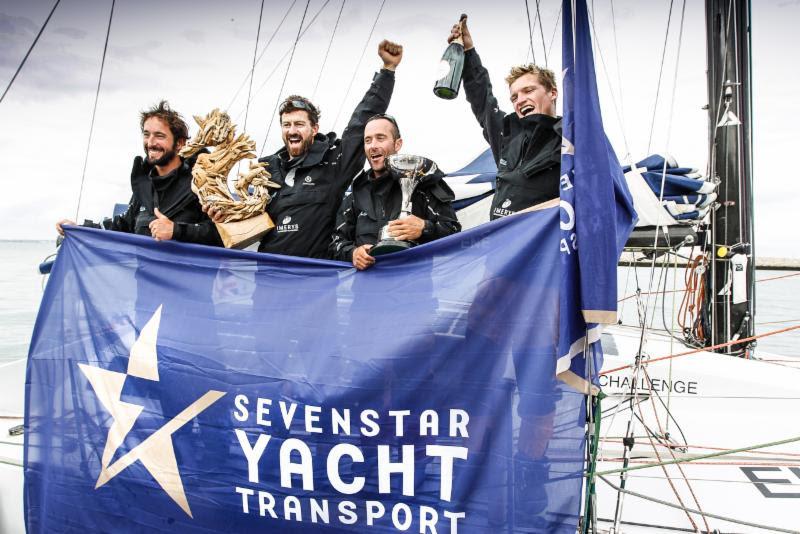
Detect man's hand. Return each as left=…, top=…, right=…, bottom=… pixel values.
left=149, top=208, right=174, bottom=241
left=353, top=244, right=375, bottom=270
left=378, top=40, right=403, bottom=71
left=203, top=203, right=226, bottom=223
left=448, top=14, right=473, bottom=51
left=388, top=215, right=425, bottom=241
left=56, top=219, right=76, bottom=236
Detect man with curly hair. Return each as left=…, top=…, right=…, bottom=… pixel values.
left=57, top=100, right=221, bottom=246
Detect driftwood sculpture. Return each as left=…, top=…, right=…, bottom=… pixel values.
left=180, top=109, right=279, bottom=223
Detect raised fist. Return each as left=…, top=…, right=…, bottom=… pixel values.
left=378, top=39, right=403, bottom=71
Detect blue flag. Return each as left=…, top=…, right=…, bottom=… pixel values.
left=25, top=212, right=586, bottom=533
left=558, top=0, right=637, bottom=376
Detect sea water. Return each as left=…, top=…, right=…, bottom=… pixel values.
left=1, top=240, right=798, bottom=363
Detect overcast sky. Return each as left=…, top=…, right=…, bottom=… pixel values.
left=1, top=0, right=798, bottom=257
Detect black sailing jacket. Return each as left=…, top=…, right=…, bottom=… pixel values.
left=110, top=152, right=222, bottom=246
left=329, top=166, right=461, bottom=263
left=257, top=69, right=395, bottom=259
left=462, top=48, right=561, bottom=220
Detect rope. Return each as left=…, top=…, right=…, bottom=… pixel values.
left=642, top=367, right=710, bottom=531
left=331, top=0, right=386, bottom=132
left=0, top=0, right=61, bottom=105
left=74, top=0, right=115, bottom=222
left=258, top=0, right=312, bottom=157
left=241, top=0, right=267, bottom=139
left=534, top=0, right=548, bottom=67
left=585, top=6, right=633, bottom=194
left=546, top=5, right=561, bottom=66
left=757, top=271, right=800, bottom=283
left=601, top=324, right=800, bottom=376
left=233, top=0, right=332, bottom=124
left=678, top=254, right=707, bottom=342
left=634, top=391, right=697, bottom=530
left=596, top=434, right=800, bottom=476
left=600, top=439, right=800, bottom=459
left=225, top=0, right=297, bottom=112
left=312, top=0, right=346, bottom=101
left=523, top=0, right=537, bottom=64
left=597, top=475, right=800, bottom=534
left=581, top=393, right=603, bottom=534
left=0, top=458, right=23, bottom=468
left=600, top=459, right=800, bottom=468
left=645, top=0, right=675, bottom=154
left=757, top=318, right=800, bottom=326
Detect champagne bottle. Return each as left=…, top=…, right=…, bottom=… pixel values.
left=433, top=14, right=467, bottom=100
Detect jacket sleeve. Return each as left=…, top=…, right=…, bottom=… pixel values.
left=336, top=69, right=396, bottom=191
left=462, top=48, right=505, bottom=165
left=329, top=193, right=358, bottom=263
left=172, top=216, right=223, bottom=247
left=108, top=195, right=138, bottom=233
left=418, top=181, right=461, bottom=244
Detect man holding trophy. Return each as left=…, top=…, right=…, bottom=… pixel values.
left=206, top=40, right=404, bottom=259
left=330, top=114, right=460, bottom=270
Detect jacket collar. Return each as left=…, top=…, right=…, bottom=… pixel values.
left=504, top=113, right=562, bottom=138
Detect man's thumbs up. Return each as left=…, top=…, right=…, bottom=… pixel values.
left=149, top=208, right=174, bottom=241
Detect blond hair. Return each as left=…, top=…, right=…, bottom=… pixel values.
left=505, top=64, right=557, bottom=92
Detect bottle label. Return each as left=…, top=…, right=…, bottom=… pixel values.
left=436, top=60, right=451, bottom=80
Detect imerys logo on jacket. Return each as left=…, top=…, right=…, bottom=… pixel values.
left=277, top=215, right=299, bottom=233
left=493, top=197, right=516, bottom=218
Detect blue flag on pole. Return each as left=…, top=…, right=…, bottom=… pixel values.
left=25, top=211, right=586, bottom=533
left=558, top=0, right=637, bottom=376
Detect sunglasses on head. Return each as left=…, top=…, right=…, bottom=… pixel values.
left=279, top=99, right=317, bottom=116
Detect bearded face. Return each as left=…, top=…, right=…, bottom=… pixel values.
left=142, top=117, right=180, bottom=167
left=280, top=110, right=319, bottom=159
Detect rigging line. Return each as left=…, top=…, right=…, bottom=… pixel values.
left=258, top=0, right=312, bottom=158
left=233, top=0, right=332, bottom=124
left=619, top=288, right=686, bottom=303
left=634, top=389, right=698, bottom=531
left=74, top=0, right=115, bottom=222
left=600, top=323, right=800, bottom=376
left=757, top=271, right=800, bottom=283
left=546, top=5, right=561, bottom=66
left=0, top=0, right=61, bottom=105
left=534, top=0, right=548, bottom=66
left=225, top=0, right=298, bottom=113
left=585, top=5, right=631, bottom=158
left=756, top=318, right=800, bottom=326
left=311, top=0, right=346, bottom=101
left=597, top=434, right=800, bottom=476
left=242, top=0, right=267, bottom=143
left=523, top=0, right=537, bottom=64
left=660, top=0, right=688, bottom=162
left=331, top=0, right=386, bottom=132
left=641, top=367, right=710, bottom=532
left=597, top=475, right=800, bottom=534
left=609, top=0, right=625, bottom=140
left=645, top=0, right=675, bottom=154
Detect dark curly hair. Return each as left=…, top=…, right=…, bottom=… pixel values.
left=139, top=100, right=189, bottom=142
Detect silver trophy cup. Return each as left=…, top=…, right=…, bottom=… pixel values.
left=370, top=154, right=437, bottom=256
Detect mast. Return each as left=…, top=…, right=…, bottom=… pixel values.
left=705, top=0, right=755, bottom=354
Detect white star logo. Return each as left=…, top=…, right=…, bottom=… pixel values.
left=78, top=305, right=225, bottom=517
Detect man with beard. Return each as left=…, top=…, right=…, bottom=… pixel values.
left=208, top=40, right=402, bottom=259
left=57, top=100, right=221, bottom=246
left=330, top=114, right=460, bottom=269
left=446, top=16, right=561, bottom=220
